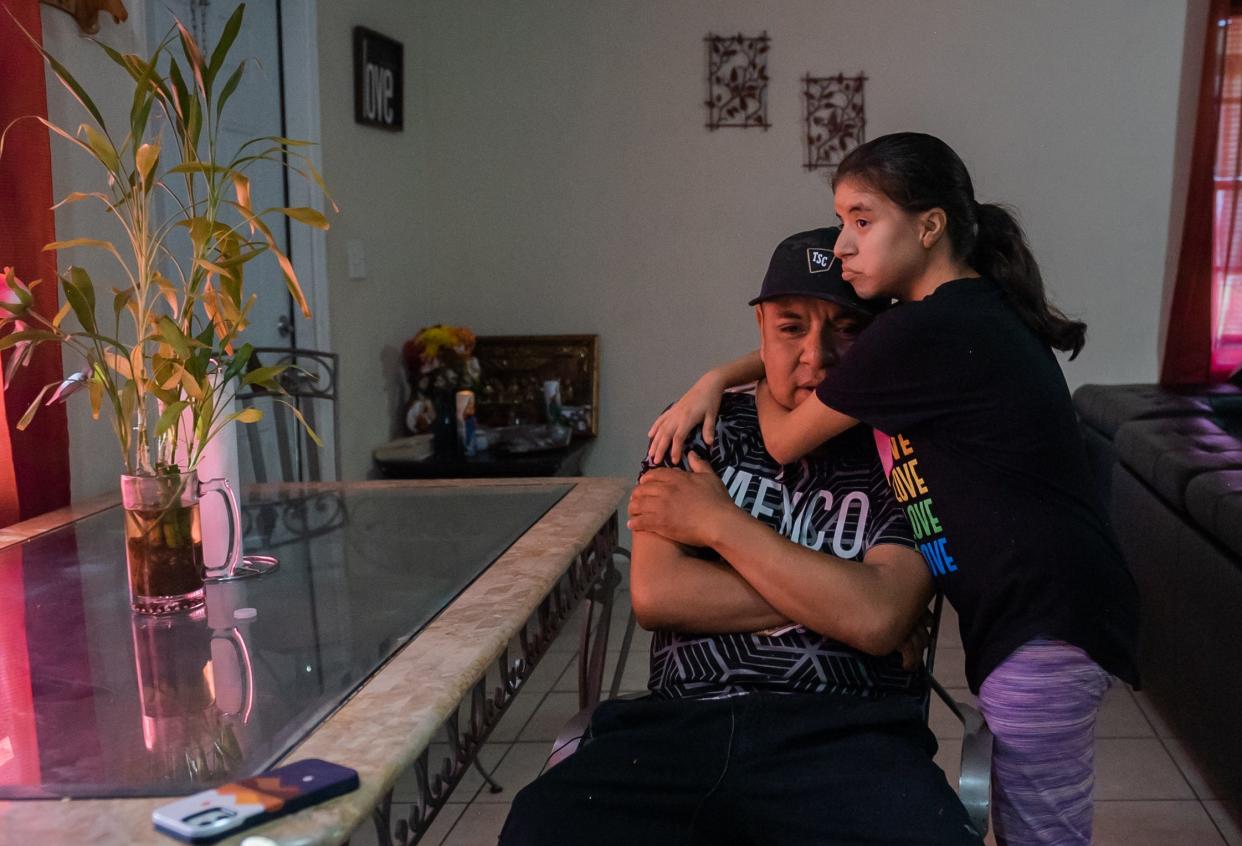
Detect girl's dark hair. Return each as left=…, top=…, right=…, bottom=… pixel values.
left=832, top=132, right=1086, bottom=359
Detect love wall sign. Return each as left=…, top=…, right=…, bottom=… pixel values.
left=353, top=26, right=403, bottom=131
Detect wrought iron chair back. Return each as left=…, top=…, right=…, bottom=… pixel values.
left=235, top=347, right=341, bottom=484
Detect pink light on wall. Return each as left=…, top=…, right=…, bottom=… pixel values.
left=0, top=549, right=40, bottom=788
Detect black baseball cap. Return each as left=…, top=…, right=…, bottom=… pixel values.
left=748, top=227, right=889, bottom=317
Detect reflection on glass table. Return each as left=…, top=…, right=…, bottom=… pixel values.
left=0, top=483, right=570, bottom=799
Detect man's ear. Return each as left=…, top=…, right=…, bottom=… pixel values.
left=754, top=304, right=766, bottom=358
left=919, top=208, right=949, bottom=250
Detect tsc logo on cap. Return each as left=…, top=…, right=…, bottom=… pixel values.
left=807, top=248, right=836, bottom=274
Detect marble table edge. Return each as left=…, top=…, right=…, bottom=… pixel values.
left=0, top=476, right=632, bottom=846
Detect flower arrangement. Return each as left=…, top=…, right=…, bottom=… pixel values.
left=401, top=324, right=480, bottom=434
left=0, top=5, right=332, bottom=477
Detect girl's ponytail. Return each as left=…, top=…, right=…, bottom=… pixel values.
left=835, top=133, right=1088, bottom=359
left=973, top=202, right=1086, bottom=359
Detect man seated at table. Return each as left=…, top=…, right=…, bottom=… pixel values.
left=498, top=228, right=981, bottom=846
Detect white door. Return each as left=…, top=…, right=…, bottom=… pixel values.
left=147, top=1, right=335, bottom=483
left=146, top=0, right=293, bottom=351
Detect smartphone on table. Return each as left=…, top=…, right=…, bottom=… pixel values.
left=152, top=758, right=359, bottom=843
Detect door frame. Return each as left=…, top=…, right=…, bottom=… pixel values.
left=278, top=1, right=331, bottom=355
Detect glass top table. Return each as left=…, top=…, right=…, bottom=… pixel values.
left=0, top=483, right=571, bottom=799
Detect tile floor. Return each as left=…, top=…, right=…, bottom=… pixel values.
left=351, top=582, right=1242, bottom=846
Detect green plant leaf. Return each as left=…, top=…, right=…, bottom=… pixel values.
left=277, top=398, right=324, bottom=447
left=167, top=162, right=230, bottom=176
left=180, top=367, right=205, bottom=401
left=153, top=272, right=179, bottom=311
left=128, top=345, right=145, bottom=383
left=36, top=41, right=109, bottom=133
left=275, top=206, right=329, bottom=230
left=61, top=267, right=97, bottom=333
left=97, top=42, right=145, bottom=83
left=242, top=364, right=288, bottom=388
left=167, top=56, right=190, bottom=122
left=237, top=210, right=311, bottom=318
left=44, top=238, right=126, bottom=270
left=206, top=4, right=245, bottom=92
left=215, top=246, right=265, bottom=268
left=136, top=142, right=160, bottom=184
left=186, top=91, right=203, bottom=149
left=119, top=378, right=137, bottom=429
left=0, top=330, right=59, bottom=350
left=80, top=124, right=121, bottom=173
left=16, top=380, right=58, bottom=431
left=129, top=55, right=158, bottom=147
left=236, top=135, right=315, bottom=153
left=157, top=316, right=191, bottom=359
left=175, top=19, right=208, bottom=101
left=232, top=173, right=252, bottom=214
left=151, top=386, right=179, bottom=406
left=105, top=350, right=134, bottom=380
left=51, top=191, right=111, bottom=211
left=31, top=116, right=95, bottom=159
left=88, top=374, right=103, bottom=419
left=112, top=287, right=134, bottom=322
left=68, top=265, right=96, bottom=311
left=215, top=62, right=246, bottom=119
left=221, top=343, right=254, bottom=384
left=290, top=153, right=339, bottom=213
left=155, top=400, right=189, bottom=437
left=51, top=301, right=73, bottom=329
left=194, top=388, right=214, bottom=444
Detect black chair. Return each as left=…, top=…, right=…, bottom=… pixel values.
left=236, top=347, right=341, bottom=485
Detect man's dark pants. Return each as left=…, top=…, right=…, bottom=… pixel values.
left=499, top=691, right=983, bottom=845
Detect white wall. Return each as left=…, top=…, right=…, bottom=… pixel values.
left=320, top=0, right=1197, bottom=484
left=315, top=0, right=432, bottom=481
left=51, top=0, right=1200, bottom=497
left=42, top=4, right=151, bottom=500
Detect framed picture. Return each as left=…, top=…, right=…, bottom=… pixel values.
left=353, top=26, right=404, bottom=131
left=472, top=335, right=600, bottom=437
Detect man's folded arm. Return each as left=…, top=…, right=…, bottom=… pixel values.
left=629, top=530, right=790, bottom=634
left=705, top=508, right=933, bottom=656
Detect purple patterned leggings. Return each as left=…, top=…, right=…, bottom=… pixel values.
left=977, top=640, right=1112, bottom=846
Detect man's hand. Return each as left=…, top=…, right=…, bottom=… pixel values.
left=628, top=453, right=737, bottom=549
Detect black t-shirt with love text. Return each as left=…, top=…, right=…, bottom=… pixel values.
left=817, top=277, right=1140, bottom=693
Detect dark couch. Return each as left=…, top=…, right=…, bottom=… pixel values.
left=1072, top=383, right=1242, bottom=804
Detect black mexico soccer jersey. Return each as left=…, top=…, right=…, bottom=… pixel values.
left=639, top=391, right=920, bottom=700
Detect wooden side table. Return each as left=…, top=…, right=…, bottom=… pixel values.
left=373, top=438, right=591, bottom=479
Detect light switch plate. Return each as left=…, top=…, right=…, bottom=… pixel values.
left=346, top=239, right=367, bottom=280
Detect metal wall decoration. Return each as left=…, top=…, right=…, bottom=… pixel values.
left=704, top=32, right=770, bottom=130
left=802, top=73, right=867, bottom=170
left=39, top=0, right=128, bottom=34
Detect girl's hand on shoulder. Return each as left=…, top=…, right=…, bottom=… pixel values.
left=646, top=371, right=726, bottom=465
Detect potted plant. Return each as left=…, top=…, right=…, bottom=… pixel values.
left=0, top=5, right=333, bottom=613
